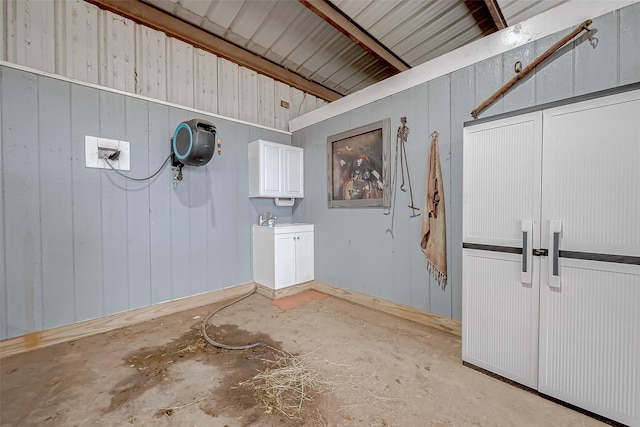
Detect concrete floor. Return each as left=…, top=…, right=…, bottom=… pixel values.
left=0, top=291, right=605, bottom=426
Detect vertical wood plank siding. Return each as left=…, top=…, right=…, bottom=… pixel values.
left=7, top=0, right=56, bottom=73
left=60, top=0, right=99, bottom=85
left=0, top=64, right=291, bottom=340
left=124, top=96, right=152, bottom=310
left=0, top=68, right=5, bottom=340
left=38, top=77, right=75, bottom=329
left=258, top=74, right=275, bottom=128
left=194, top=48, right=219, bottom=115
left=102, top=11, right=136, bottom=93
left=3, top=1, right=638, bottom=338
left=427, top=76, right=452, bottom=318
left=239, top=67, right=259, bottom=124
left=2, top=68, right=44, bottom=337
left=70, top=84, right=103, bottom=322
left=619, top=7, right=640, bottom=84
left=291, top=3, right=640, bottom=321
left=217, top=57, right=239, bottom=119
left=274, top=81, right=290, bottom=130
left=1, top=0, right=325, bottom=132
left=0, top=1, right=4, bottom=61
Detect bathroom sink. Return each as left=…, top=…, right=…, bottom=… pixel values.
left=254, top=223, right=312, bottom=230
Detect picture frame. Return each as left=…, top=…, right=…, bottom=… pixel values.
left=327, top=118, right=391, bottom=208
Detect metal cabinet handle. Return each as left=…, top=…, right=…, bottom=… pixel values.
left=521, top=220, right=533, bottom=284
left=549, top=220, right=562, bottom=289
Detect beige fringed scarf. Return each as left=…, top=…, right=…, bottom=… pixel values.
left=421, top=131, right=447, bottom=287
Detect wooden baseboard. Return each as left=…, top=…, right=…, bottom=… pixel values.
left=311, top=281, right=462, bottom=338
left=254, top=281, right=316, bottom=300
left=256, top=280, right=461, bottom=338
left=0, top=283, right=255, bottom=359
left=1, top=280, right=461, bottom=359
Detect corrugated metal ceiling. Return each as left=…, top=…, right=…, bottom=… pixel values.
left=142, top=0, right=566, bottom=98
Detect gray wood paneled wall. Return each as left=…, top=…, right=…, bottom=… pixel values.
left=0, top=65, right=293, bottom=340
left=292, top=4, right=640, bottom=320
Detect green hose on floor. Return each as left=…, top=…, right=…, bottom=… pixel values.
left=201, top=284, right=264, bottom=350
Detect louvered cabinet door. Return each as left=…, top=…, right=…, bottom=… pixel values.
left=462, top=112, right=543, bottom=389
left=539, top=90, right=640, bottom=426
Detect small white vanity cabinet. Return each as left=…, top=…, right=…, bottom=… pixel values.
left=252, top=224, right=314, bottom=289
left=248, top=140, right=304, bottom=200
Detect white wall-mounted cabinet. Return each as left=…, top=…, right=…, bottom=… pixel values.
left=248, top=140, right=304, bottom=200
left=252, top=224, right=314, bottom=289
left=462, top=89, right=640, bottom=427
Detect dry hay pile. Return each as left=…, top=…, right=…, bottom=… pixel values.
left=242, top=349, right=330, bottom=419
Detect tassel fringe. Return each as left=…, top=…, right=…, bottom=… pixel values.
left=426, top=260, right=447, bottom=289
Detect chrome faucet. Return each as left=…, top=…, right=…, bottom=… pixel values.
left=259, top=212, right=277, bottom=227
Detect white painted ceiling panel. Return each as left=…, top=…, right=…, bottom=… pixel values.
left=251, top=3, right=303, bottom=53
left=383, top=2, right=470, bottom=59
left=370, top=1, right=446, bottom=43
left=319, top=47, right=368, bottom=82
left=228, top=1, right=278, bottom=41
left=266, top=9, right=324, bottom=63
left=204, top=1, right=245, bottom=30
left=498, top=0, right=568, bottom=25
left=347, top=0, right=401, bottom=30
left=286, top=31, right=343, bottom=76
left=307, top=37, right=358, bottom=80
left=141, top=0, right=567, bottom=98
left=413, top=22, right=485, bottom=65
left=339, top=62, right=386, bottom=92
left=179, top=0, right=211, bottom=17
left=330, top=53, right=378, bottom=86
left=404, top=15, right=485, bottom=64
left=330, top=0, right=372, bottom=20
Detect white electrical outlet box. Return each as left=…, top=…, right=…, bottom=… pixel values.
left=85, top=136, right=130, bottom=170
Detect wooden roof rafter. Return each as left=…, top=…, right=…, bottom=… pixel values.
left=85, top=0, right=343, bottom=101
left=484, top=0, right=508, bottom=30
left=298, top=0, right=410, bottom=73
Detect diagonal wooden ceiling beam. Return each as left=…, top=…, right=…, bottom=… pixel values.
left=464, top=0, right=503, bottom=35
left=299, top=0, right=410, bottom=73
left=84, top=0, right=342, bottom=101
left=484, top=0, right=508, bottom=30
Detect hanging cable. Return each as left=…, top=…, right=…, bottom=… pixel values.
left=201, top=284, right=264, bottom=350
left=104, top=153, right=172, bottom=181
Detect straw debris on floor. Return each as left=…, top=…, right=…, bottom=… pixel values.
left=242, top=348, right=331, bottom=419
left=0, top=292, right=608, bottom=426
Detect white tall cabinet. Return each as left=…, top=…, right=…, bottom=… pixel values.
left=462, top=89, right=640, bottom=426
left=253, top=224, right=314, bottom=290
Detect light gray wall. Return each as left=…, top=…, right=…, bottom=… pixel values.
left=0, top=65, right=292, bottom=340
left=1, top=5, right=638, bottom=340
left=292, top=4, right=640, bottom=320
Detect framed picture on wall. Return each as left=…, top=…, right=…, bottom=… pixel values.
left=327, top=118, right=391, bottom=208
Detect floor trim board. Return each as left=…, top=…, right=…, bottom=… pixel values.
left=0, top=283, right=255, bottom=359
left=255, top=281, right=316, bottom=300
left=1, top=281, right=461, bottom=358
left=312, top=281, right=462, bottom=338
left=258, top=280, right=461, bottom=338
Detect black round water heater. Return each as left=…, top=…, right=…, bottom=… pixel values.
left=172, top=119, right=217, bottom=166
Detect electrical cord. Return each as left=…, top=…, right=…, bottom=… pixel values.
left=201, top=284, right=264, bottom=350
left=103, top=153, right=172, bottom=181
